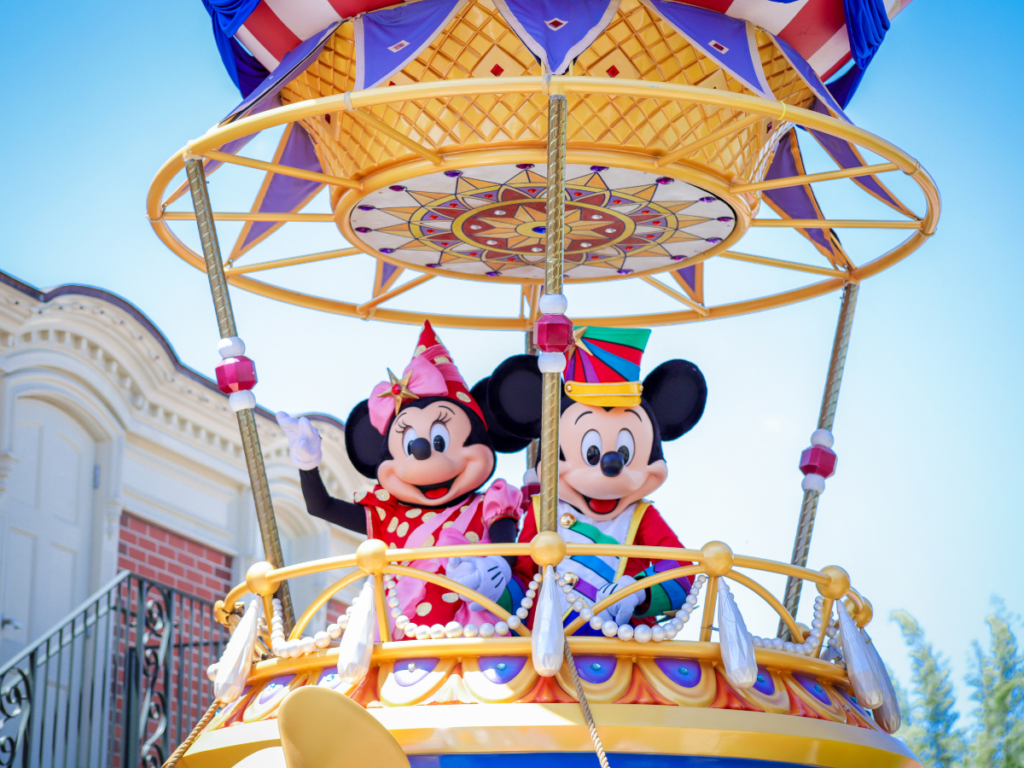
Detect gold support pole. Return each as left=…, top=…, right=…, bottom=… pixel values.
left=539, top=94, right=567, bottom=534
left=184, top=156, right=295, bottom=629
left=778, top=282, right=859, bottom=638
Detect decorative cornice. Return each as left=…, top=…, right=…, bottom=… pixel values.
left=0, top=271, right=347, bottom=462
left=0, top=270, right=344, bottom=433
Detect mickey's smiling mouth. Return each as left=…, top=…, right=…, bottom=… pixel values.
left=581, top=494, right=620, bottom=515
left=415, top=477, right=458, bottom=500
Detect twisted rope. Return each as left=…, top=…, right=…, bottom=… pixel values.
left=564, top=643, right=610, bottom=768
left=184, top=155, right=294, bottom=630
left=160, top=700, right=219, bottom=768
left=779, top=282, right=860, bottom=638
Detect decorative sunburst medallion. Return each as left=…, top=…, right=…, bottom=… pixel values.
left=349, top=165, right=737, bottom=281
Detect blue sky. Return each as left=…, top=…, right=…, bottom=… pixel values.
left=2, top=0, right=1022, bottom=722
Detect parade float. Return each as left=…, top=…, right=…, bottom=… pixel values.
left=144, top=0, right=938, bottom=766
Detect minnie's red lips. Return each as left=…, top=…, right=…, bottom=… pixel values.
left=587, top=497, right=618, bottom=514
left=424, top=486, right=450, bottom=500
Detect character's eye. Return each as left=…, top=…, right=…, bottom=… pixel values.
left=402, top=428, right=420, bottom=456
left=582, top=430, right=602, bottom=466
left=616, top=429, right=635, bottom=465
left=430, top=423, right=450, bottom=453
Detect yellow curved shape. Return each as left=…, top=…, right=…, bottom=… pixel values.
left=147, top=77, right=939, bottom=331
left=184, top=703, right=921, bottom=768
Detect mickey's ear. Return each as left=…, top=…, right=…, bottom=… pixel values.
left=344, top=400, right=383, bottom=479
left=487, top=354, right=543, bottom=440
left=642, top=360, right=707, bottom=441
left=471, top=378, right=532, bottom=453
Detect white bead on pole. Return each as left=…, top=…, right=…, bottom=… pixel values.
left=337, top=580, right=376, bottom=686
left=217, top=336, right=246, bottom=358
left=810, top=428, right=834, bottom=448
left=538, top=293, right=568, bottom=315
left=537, top=352, right=567, bottom=373
left=214, top=597, right=263, bottom=703
left=862, top=628, right=901, bottom=733
left=836, top=601, right=883, bottom=709
left=801, top=473, right=826, bottom=493
left=229, top=390, right=257, bottom=412
left=717, top=583, right=758, bottom=689
left=531, top=565, right=566, bottom=677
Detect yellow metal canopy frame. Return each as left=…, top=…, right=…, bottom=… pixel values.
left=147, top=76, right=940, bottom=330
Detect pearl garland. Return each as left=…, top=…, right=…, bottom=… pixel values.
left=525, top=571, right=712, bottom=643
left=268, top=596, right=349, bottom=659
left=394, top=571, right=511, bottom=641
left=750, top=596, right=828, bottom=656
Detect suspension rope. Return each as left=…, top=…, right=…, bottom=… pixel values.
left=160, top=700, right=220, bottom=768
left=564, top=643, right=611, bottom=768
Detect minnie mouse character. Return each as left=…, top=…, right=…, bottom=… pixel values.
left=277, top=321, right=532, bottom=639
left=489, top=327, right=707, bottom=634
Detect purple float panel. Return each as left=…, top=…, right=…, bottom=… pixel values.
left=224, top=23, right=340, bottom=125
left=771, top=34, right=850, bottom=123
left=494, top=0, right=619, bottom=75
left=393, top=658, right=441, bottom=687
left=642, top=0, right=773, bottom=99
left=478, top=657, right=528, bottom=685
left=355, top=0, right=466, bottom=90
left=238, top=124, right=325, bottom=253
left=379, top=262, right=401, bottom=287
left=202, top=23, right=338, bottom=178
left=762, top=129, right=844, bottom=264
left=677, top=264, right=697, bottom=293
left=808, top=99, right=916, bottom=217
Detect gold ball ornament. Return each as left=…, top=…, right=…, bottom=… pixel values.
left=356, top=538, right=389, bottom=575
left=245, top=561, right=277, bottom=597
left=846, top=596, right=873, bottom=628
left=531, top=531, right=566, bottom=567
left=817, top=565, right=851, bottom=600
left=700, top=541, right=734, bottom=577
left=213, top=599, right=231, bottom=625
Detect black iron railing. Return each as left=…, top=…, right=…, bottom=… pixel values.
left=0, top=572, right=228, bottom=768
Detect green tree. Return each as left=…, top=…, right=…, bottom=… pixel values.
left=965, top=602, right=1024, bottom=768
left=892, top=610, right=966, bottom=767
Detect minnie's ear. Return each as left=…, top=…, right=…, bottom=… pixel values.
left=487, top=354, right=543, bottom=440
left=642, top=360, right=707, bottom=441
left=344, top=400, right=383, bottom=479
left=471, top=378, right=532, bottom=453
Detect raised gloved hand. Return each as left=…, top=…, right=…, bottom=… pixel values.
left=596, top=575, right=645, bottom=626
left=447, top=556, right=511, bottom=613
left=276, top=412, right=322, bottom=470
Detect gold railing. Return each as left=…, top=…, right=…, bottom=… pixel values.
left=217, top=536, right=871, bottom=674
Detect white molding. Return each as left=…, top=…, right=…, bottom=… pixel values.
left=0, top=278, right=363, bottom=607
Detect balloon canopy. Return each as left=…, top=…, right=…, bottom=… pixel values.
left=149, top=0, right=934, bottom=330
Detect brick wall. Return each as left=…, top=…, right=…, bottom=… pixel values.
left=117, top=513, right=234, bottom=601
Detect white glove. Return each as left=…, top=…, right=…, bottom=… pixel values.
left=596, top=575, right=645, bottom=625
left=447, top=556, right=511, bottom=612
left=276, top=411, right=322, bottom=470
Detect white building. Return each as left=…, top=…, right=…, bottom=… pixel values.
left=0, top=271, right=367, bottom=665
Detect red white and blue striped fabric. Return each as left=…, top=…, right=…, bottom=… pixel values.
left=234, top=0, right=912, bottom=78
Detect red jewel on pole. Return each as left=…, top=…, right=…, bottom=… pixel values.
left=799, top=445, right=837, bottom=479
left=534, top=313, right=574, bottom=354
left=216, top=356, right=258, bottom=394
left=798, top=429, right=837, bottom=493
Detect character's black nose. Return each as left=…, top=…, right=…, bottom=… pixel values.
left=408, top=438, right=432, bottom=461
left=600, top=451, right=624, bottom=477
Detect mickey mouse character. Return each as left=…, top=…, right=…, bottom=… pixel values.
left=277, top=321, right=532, bottom=639
left=488, top=327, right=707, bottom=634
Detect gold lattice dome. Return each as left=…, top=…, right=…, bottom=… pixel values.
left=281, top=0, right=821, bottom=283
